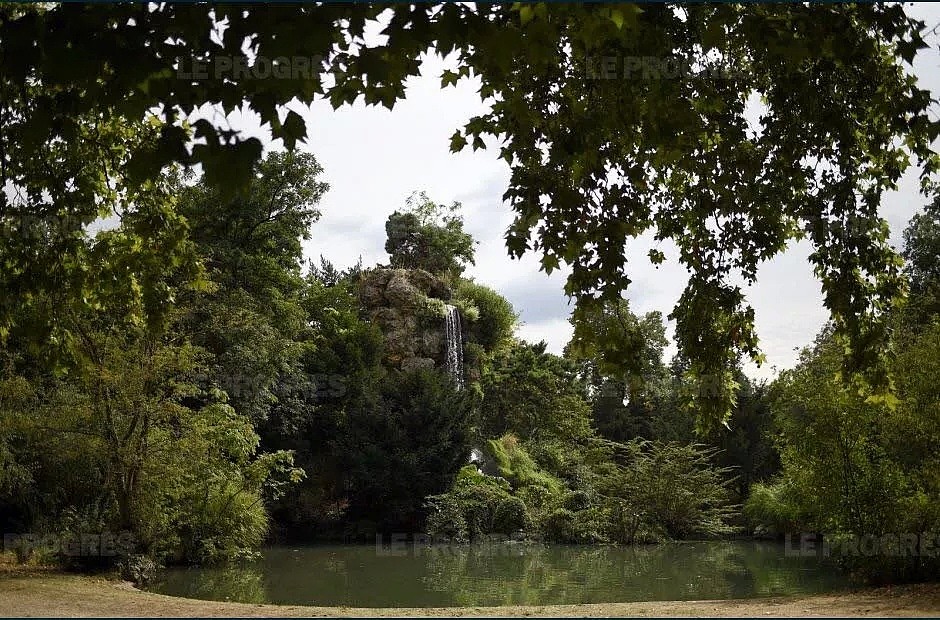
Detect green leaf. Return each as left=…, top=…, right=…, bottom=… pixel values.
left=450, top=131, right=468, bottom=153
left=541, top=253, right=560, bottom=274
left=281, top=110, right=307, bottom=149
left=441, top=70, right=460, bottom=88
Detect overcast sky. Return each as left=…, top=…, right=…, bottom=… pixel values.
left=219, top=3, right=940, bottom=381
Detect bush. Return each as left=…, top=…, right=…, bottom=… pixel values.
left=451, top=297, right=480, bottom=323
left=539, top=506, right=608, bottom=544
left=422, top=296, right=449, bottom=319
left=541, top=508, right=577, bottom=542
left=174, top=484, right=271, bottom=564
left=486, top=435, right=563, bottom=494
left=0, top=341, right=300, bottom=569
left=424, top=494, right=469, bottom=542
left=453, top=280, right=516, bottom=351
left=525, top=440, right=570, bottom=475
left=119, top=555, right=158, bottom=585
left=463, top=342, right=484, bottom=365
left=562, top=490, right=592, bottom=512
left=608, top=441, right=738, bottom=540
left=424, top=466, right=513, bottom=541
left=130, top=401, right=302, bottom=565
left=515, top=484, right=559, bottom=515
left=743, top=481, right=805, bottom=536
left=600, top=498, right=662, bottom=544
left=493, top=496, right=531, bottom=533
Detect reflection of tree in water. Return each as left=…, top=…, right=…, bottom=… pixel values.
left=421, top=542, right=851, bottom=606
left=718, top=546, right=759, bottom=599
left=152, top=563, right=268, bottom=604
left=148, top=542, right=851, bottom=607
left=423, top=545, right=582, bottom=606
left=257, top=546, right=456, bottom=607
left=719, top=541, right=850, bottom=599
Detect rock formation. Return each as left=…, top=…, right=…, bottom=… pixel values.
left=358, top=267, right=460, bottom=374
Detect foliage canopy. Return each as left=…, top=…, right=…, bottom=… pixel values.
left=3, top=3, right=937, bottom=426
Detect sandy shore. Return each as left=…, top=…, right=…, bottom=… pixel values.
left=1, top=571, right=939, bottom=617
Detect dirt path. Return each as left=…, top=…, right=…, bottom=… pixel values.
left=1, top=572, right=939, bottom=617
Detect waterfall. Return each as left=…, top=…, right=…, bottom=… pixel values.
left=443, top=304, right=464, bottom=390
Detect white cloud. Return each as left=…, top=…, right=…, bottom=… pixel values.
left=515, top=318, right=574, bottom=354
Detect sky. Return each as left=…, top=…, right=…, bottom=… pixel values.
left=217, top=3, right=940, bottom=381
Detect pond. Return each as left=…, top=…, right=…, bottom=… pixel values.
left=148, top=541, right=853, bottom=608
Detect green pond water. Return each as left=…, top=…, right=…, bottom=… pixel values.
left=148, top=541, right=853, bottom=608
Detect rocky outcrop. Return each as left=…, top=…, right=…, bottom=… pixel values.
left=359, top=268, right=455, bottom=371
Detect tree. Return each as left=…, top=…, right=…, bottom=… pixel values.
left=707, top=373, right=779, bottom=501
left=333, top=368, right=474, bottom=533
left=480, top=341, right=593, bottom=442
left=384, top=191, right=476, bottom=277
left=0, top=113, right=200, bottom=355
left=453, top=279, right=517, bottom=352
left=175, top=151, right=328, bottom=423
left=901, top=191, right=940, bottom=328
left=739, top=199, right=940, bottom=580
left=566, top=300, right=670, bottom=441
left=261, top=263, right=385, bottom=539
left=178, top=151, right=328, bottom=297
left=747, top=324, right=940, bottom=580
left=0, top=212, right=301, bottom=565
left=2, top=2, right=937, bottom=430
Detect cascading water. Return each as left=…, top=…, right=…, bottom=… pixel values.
left=443, top=304, right=464, bottom=390
left=445, top=305, right=474, bottom=467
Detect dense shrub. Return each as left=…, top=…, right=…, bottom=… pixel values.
left=515, top=484, right=558, bottom=515
left=427, top=433, right=738, bottom=546
left=425, top=466, right=514, bottom=541
left=0, top=333, right=301, bottom=568
left=493, top=496, right=531, bottom=533
left=743, top=481, right=806, bottom=536
left=335, top=368, right=473, bottom=532
left=540, top=508, right=577, bottom=543
left=617, top=442, right=738, bottom=539
left=424, top=493, right=469, bottom=542
left=540, top=507, right=610, bottom=544
left=486, top=435, right=564, bottom=495
left=119, top=555, right=159, bottom=585
left=451, top=297, right=481, bottom=323
left=562, top=490, right=592, bottom=512
left=453, top=280, right=516, bottom=351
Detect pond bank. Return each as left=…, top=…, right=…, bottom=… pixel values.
left=1, top=571, right=939, bottom=617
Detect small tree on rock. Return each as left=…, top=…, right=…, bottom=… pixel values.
left=385, top=191, right=476, bottom=277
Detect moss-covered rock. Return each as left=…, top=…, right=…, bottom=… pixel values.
left=359, top=268, right=458, bottom=373
left=385, top=273, right=424, bottom=309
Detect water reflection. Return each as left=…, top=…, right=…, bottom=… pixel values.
left=149, top=541, right=852, bottom=607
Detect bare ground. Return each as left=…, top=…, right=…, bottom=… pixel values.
left=1, top=570, right=939, bottom=618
